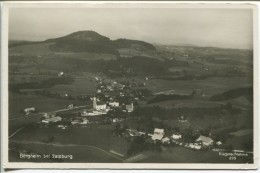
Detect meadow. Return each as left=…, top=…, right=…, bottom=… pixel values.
left=47, top=78, right=96, bottom=96
left=10, top=124, right=128, bottom=162
left=145, top=77, right=252, bottom=96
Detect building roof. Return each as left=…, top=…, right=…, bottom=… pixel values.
left=154, top=128, right=164, bottom=134
left=162, top=137, right=170, bottom=141
left=152, top=134, right=164, bottom=141
left=43, top=116, right=62, bottom=123
left=196, top=135, right=213, bottom=144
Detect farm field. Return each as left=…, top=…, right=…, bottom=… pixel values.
left=10, top=124, right=128, bottom=156
left=9, top=92, right=86, bottom=119
left=9, top=42, right=117, bottom=61
left=9, top=74, right=56, bottom=84
left=145, top=77, right=252, bottom=96
left=47, top=78, right=96, bottom=96
left=146, top=99, right=222, bottom=109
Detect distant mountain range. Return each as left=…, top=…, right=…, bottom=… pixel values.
left=9, top=30, right=156, bottom=55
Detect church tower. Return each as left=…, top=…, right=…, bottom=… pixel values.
left=93, top=97, right=97, bottom=110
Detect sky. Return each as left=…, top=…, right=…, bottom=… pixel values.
left=9, top=7, right=253, bottom=49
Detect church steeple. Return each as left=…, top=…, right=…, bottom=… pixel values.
left=93, top=97, right=97, bottom=110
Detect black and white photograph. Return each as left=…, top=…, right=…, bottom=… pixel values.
left=1, top=2, right=258, bottom=169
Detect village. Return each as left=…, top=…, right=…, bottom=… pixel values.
left=20, top=73, right=229, bottom=155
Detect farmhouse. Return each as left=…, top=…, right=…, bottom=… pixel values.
left=188, top=143, right=202, bottom=150
left=172, top=133, right=182, bottom=140
left=216, top=141, right=222, bottom=146
left=125, top=103, right=134, bottom=112
left=66, top=104, right=74, bottom=109
left=42, top=116, right=62, bottom=124
left=43, top=112, right=56, bottom=118
left=58, top=71, right=64, bottom=77
left=152, top=128, right=164, bottom=141
left=196, top=135, right=214, bottom=146
left=24, top=107, right=36, bottom=115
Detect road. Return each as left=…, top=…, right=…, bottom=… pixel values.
left=154, top=89, right=176, bottom=95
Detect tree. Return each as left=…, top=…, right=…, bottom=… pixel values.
left=127, top=136, right=146, bottom=156
left=225, top=144, right=234, bottom=151
left=243, top=141, right=253, bottom=151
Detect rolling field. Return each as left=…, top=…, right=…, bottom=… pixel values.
left=47, top=78, right=96, bottom=96
left=9, top=74, right=56, bottom=84
left=9, top=42, right=117, bottom=61
left=146, top=99, right=222, bottom=109
left=145, top=77, right=252, bottom=96
left=9, top=43, right=53, bottom=55
left=10, top=124, right=128, bottom=156
left=9, top=124, right=128, bottom=162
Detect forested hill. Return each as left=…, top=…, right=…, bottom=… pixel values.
left=210, top=87, right=253, bottom=102
left=9, top=30, right=156, bottom=55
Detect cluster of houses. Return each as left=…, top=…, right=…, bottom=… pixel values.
left=128, top=127, right=221, bottom=151
left=81, top=97, right=134, bottom=116
left=41, top=113, right=62, bottom=124
left=41, top=112, right=90, bottom=127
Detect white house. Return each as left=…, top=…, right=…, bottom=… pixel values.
left=24, top=107, right=36, bottom=115
left=81, top=118, right=89, bottom=124
left=162, top=137, right=170, bottom=144
left=43, top=112, right=56, bottom=118
left=97, top=89, right=102, bottom=93
left=172, top=133, right=182, bottom=140
left=125, top=103, right=134, bottom=112
left=58, top=71, right=64, bottom=77
left=216, top=141, right=222, bottom=146
left=152, top=128, right=164, bottom=141
left=189, top=143, right=202, bottom=150
left=196, top=135, right=214, bottom=146
left=42, top=116, right=62, bottom=124
left=109, top=102, right=120, bottom=107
